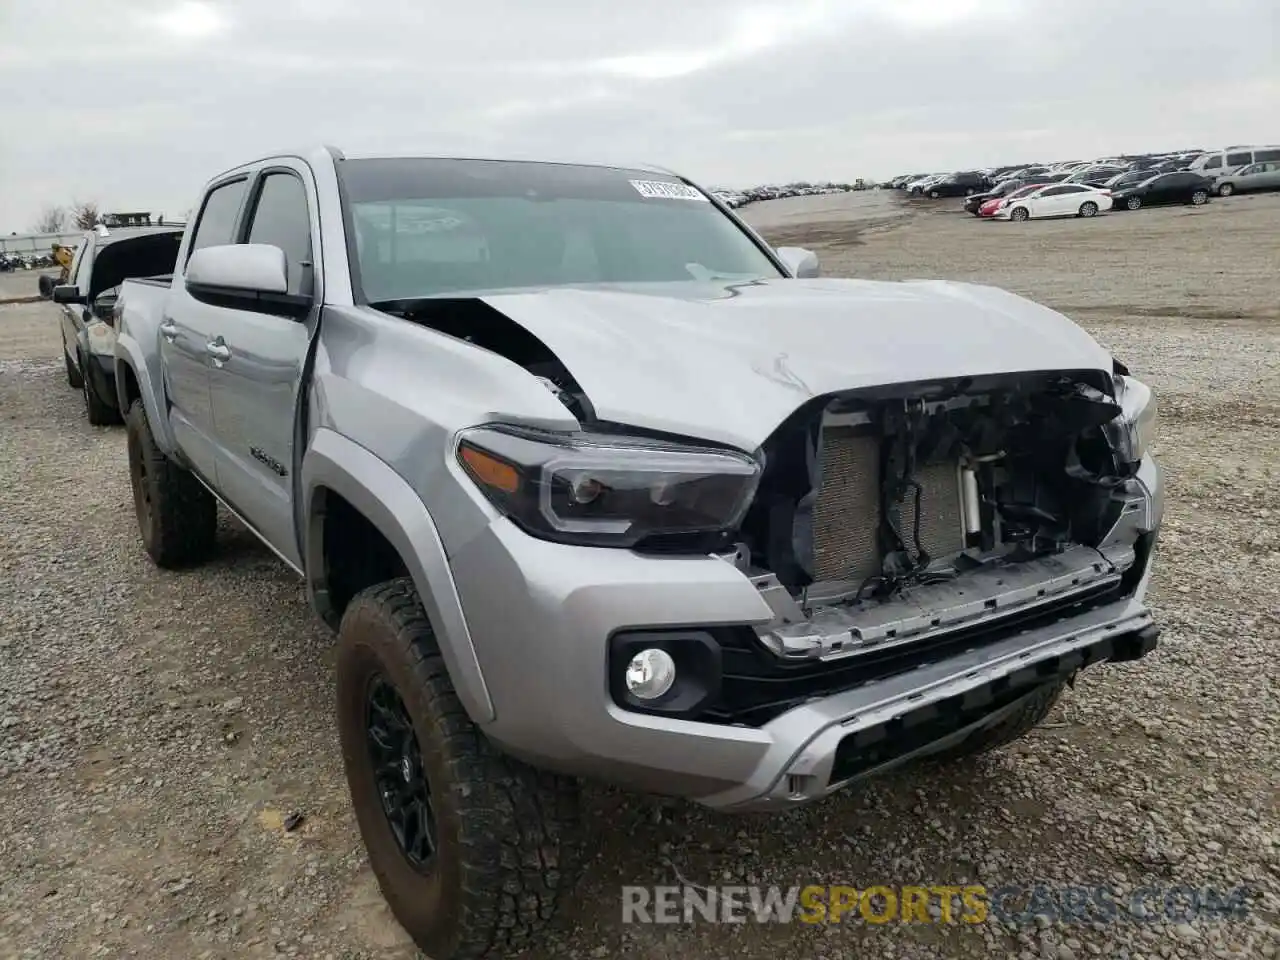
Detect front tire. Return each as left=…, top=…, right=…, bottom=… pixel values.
left=125, top=399, right=217, bottom=567
left=64, top=351, right=83, bottom=390
left=1078, top=201, right=1099, bottom=217
left=1190, top=190, right=1208, bottom=205
left=1126, top=196, right=1143, bottom=210
left=336, top=579, right=580, bottom=960
left=1217, top=182, right=1234, bottom=197
left=1010, top=206, right=1030, bottom=222
left=928, top=189, right=940, bottom=199
left=81, top=354, right=122, bottom=426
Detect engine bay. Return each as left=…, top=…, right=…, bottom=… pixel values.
left=733, top=371, right=1143, bottom=620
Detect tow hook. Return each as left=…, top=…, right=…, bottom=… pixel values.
left=1110, top=623, right=1162, bottom=663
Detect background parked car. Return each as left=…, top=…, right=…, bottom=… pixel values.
left=996, top=183, right=1111, bottom=221
left=1189, top=145, right=1280, bottom=180
left=1104, top=170, right=1157, bottom=192
left=923, top=171, right=992, bottom=197
left=978, top=182, right=1046, bottom=217
left=964, top=178, right=1028, bottom=214
left=1212, top=161, right=1280, bottom=196
left=1109, top=172, right=1214, bottom=210
left=1065, top=165, right=1128, bottom=186
left=51, top=224, right=184, bottom=424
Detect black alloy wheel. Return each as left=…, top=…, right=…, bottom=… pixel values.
left=366, top=675, right=437, bottom=869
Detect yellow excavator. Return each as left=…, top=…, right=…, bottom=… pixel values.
left=39, top=243, right=76, bottom=299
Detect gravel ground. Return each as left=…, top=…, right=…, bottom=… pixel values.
left=2, top=190, right=1278, bottom=960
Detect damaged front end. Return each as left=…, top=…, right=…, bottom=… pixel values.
left=728, top=369, right=1160, bottom=670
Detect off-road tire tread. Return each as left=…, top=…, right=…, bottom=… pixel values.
left=933, top=680, right=1066, bottom=761
left=342, top=578, right=580, bottom=959
left=125, top=400, right=217, bottom=567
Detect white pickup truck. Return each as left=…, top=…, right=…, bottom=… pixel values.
left=113, top=146, right=1163, bottom=959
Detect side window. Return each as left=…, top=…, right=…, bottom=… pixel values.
left=1225, top=151, right=1252, bottom=166
left=1061, top=185, right=1087, bottom=194
left=244, top=173, right=313, bottom=296
left=1040, top=186, right=1069, bottom=197
left=1254, top=149, right=1280, bottom=162
left=1203, top=155, right=1223, bottom=170
left=187, top=178, right=249, bottom=264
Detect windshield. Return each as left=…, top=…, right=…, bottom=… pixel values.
left=338, top=158, right=783, bottom=302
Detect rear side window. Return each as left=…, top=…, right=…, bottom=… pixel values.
left=1253, top=149, right=1280, bottom=162
left=1226, top=151, right=1252, bottom=166
left=187, top=178, right=249, bottom=263
left=1202, top=155, right=1223, bottom=170
left=245, top=173, right=313, bottom=296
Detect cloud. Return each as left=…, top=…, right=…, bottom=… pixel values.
left=0, top=0, right=1276, bottom=229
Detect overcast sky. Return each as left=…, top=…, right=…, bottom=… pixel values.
left=1, top=0, right=1276, bottom=230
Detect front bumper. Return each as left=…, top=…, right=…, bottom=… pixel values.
left=449, top=456, right=1162, bottom=809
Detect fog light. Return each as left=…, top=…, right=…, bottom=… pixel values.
left=625, top=649, right=676, bottom=700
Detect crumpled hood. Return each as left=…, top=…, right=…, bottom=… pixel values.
left=480, top=277, right=1114, bottom=452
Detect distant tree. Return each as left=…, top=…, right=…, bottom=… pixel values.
left=32, top=205, right=68, bottom=233
left=71, top=200, right=101, bottom=230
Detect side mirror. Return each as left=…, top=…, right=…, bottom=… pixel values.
left=52, top=284, right=83, bottom=305
left=187, top=243, right=288, bottom=294
left=776, top=246, right=820, bottom=279
left=185, top=243, right=309, bottom=318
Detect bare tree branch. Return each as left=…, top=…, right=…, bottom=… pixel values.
left=31, top=205, right=68, bottom=233
left=70, top=200, right=101, bottom=231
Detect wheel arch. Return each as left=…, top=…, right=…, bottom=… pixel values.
left=114, top=333, right=178, bottom=454
left=302, top=427, right=496, bottom=724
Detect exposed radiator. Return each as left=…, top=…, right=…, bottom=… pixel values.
left=810, top=426, right=966, bottom=583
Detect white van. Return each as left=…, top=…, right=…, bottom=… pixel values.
left=1190, top=145, right=1280, bottom=178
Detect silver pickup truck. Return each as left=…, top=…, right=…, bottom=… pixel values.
left=114, top=146, right=1162, bottom=959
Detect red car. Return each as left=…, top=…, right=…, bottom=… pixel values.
left=978, top=183, right=1049, bottom=218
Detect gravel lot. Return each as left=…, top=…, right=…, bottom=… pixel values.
left=2, top=190, right=1278, bottom=960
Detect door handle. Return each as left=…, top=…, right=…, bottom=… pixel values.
left=206, top=337, right=231, bottom=366
left=159, top=320, right=178, bottom=342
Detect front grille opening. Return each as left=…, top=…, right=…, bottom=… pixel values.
left=733, top=371, right=1128, bottom=597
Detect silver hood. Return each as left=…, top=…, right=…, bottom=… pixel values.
left=480, top=277, right=1115, bottom=452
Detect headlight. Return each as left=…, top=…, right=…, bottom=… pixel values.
left=456, top=425, right=762, bottom=548
left=1105, top=375, right=1157, bottom=467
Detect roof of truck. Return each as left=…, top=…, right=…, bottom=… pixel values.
left=210, top=145, right=683, bottom=181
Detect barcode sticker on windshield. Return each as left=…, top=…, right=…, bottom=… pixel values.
left=629, top=179, right=710, bottom=201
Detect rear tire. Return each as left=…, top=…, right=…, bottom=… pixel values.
left=1217, top=182, right=1234, bottom=197
left=64, top=351, right=83, bottom=390
left=1010, top=206, right=1030, bottom=222
left=1190, top=190, right=1208, bottom=205
left=930, top=680, right=1066, bottom=761
left=1078, top=201, right=1098, bottom=217
left=336, top=579, right=580, bottom=960
left=928, top=189, right=940, bottom=199
left=125, top=399, right=217, bottom=567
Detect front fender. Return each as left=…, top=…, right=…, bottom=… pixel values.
left=302, top=428, right=496, bottom=725
left=114, top=330, right=177, bottom=454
